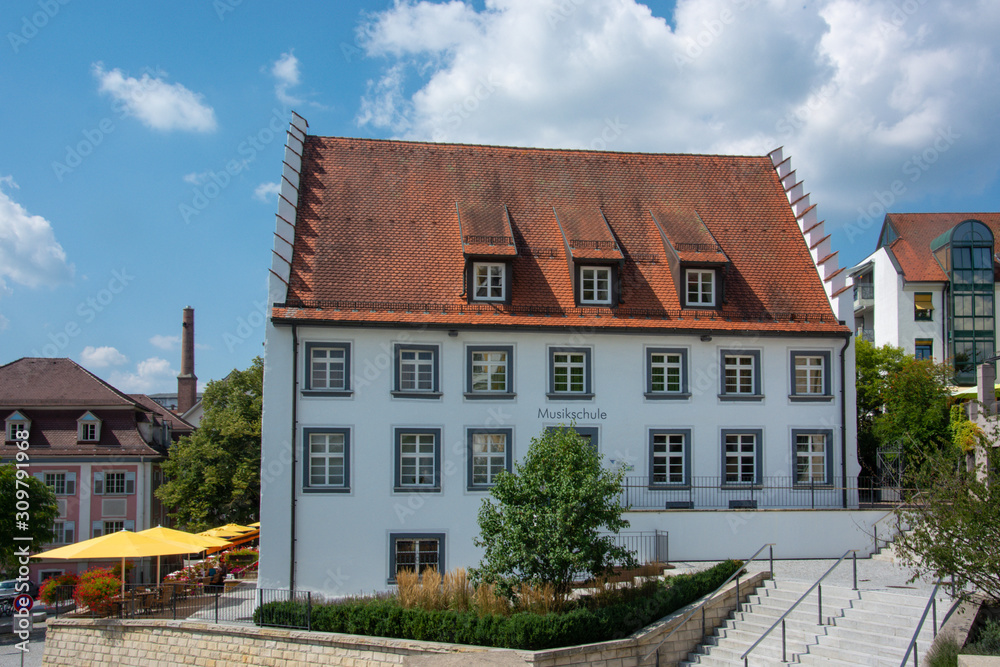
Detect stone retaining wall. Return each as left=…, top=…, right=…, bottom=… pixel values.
left=43, top=571, right=770, bottom=667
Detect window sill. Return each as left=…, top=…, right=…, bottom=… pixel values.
left=788, top=394, right=834, bottom=403
left=792, top=482, right=833, bottom=489
left=391, top=391, right=443, bottom=399
left=647, top=484, right=691, bottom=491
left=720, top=483, right=763, bottom=490
left=683, top=303, right=717, bottom=310
left=393, top=486, right=441, bottom=493
left=466, top=485, right=495, bottom=492
left=718, top=394, right=765, bottom=402
left=644, top=392, right=691, bottom=401
left=545, top=392, right=595, bottom=400
left=463, top=392, right=516, bottom=400
left=302, top=390, right=353, bottom=398
left=303, top=487, right=351, bottom=494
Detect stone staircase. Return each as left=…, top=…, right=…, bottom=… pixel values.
left=681, top=579, right=951, bottom=666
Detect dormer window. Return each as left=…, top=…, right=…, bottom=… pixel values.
left=5, top=411, right=30, bottom=441
left=580, top=266, right=612, bottom=305
left=685, top=269, right=716, bottom=307
left=473, top=262, right=506, bottom=301
left=77, top=411, right=102, bottom=442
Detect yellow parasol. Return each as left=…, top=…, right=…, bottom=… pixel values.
left=137, top=526, right=232, bottom=582
left=35, top=530, right=196, bottom=597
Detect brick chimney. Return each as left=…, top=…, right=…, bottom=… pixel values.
left=177, top=306, right=197, bottom=414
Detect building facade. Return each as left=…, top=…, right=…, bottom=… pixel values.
left=0, top=358, right=190, bottom=584
left=260, top=118, right=862, bottom=595
left=851, top=213, right=1000, bottom=384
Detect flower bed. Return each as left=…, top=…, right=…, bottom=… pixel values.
left=254, top=560, right=743, bottom=651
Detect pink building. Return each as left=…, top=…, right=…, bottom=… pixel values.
left=0, top=357, right=193, bottom=585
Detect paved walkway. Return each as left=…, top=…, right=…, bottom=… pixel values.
left=672, top=553, right=944, bottom=598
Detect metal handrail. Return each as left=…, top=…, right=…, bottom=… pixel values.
left=899, top=581, right=943, bottom=667
left=640, top=543, right=775, bottom=664
left=741, top=549, right=858, bottom=666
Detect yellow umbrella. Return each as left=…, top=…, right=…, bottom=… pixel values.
left=137, top=526, right=232, bottom=582
left=35, top=530, right=196, bottom=597
left=199, top=523, right=256, bottom=539
left=248, top=522, right=260, bottom=528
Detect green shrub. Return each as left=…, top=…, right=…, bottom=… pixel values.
left=965, top=617, right=1000, bottom=655
left=253, top=560, right=743, bottom=650
left=926, top=635, right=959, bottom=667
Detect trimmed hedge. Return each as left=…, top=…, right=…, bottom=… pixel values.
left=254, top=560, right=743, bottom=650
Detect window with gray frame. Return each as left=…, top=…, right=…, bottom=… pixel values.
left=721, top=429, right=762, bottom=485
left=95, top=471, right=134, bottom=495
left=44, top=472, right=76, bottom=496
left=389, top=533, right=445, bottom=582
left=719, top=350, right=762, bottom=399
left=646, top=348, right=689, bottom=398
left=393, top=344, right=440, bottom=397
left=465, top=345, right=514, bottom=398
left=579, top=266, right=612, bottom=304
left=649, top=429, right=691, bottom=487
left=394, top=428, right=442, bottom=492
left=52, top=521, right=75, bottom=544
left=467, top=428, right=513, bottom=490
left=473, top=262, right=506, bottom=301
left=685, top=268, right=715, bottom=307
left=303, top=428, right=350, bottom=492
left=789, top=350, right=832, bottom=400
left=548, top=347, right=592, bottom=398
left=304, top=342, right=351, bottom=395
left=544, top=425, right=598, bottom=451
left=792, top=429, right=833, bottom=485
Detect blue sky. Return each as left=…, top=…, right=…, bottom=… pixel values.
left=2, top=0, right=998, bottom=393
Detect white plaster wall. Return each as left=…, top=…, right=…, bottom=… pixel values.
left=898, top=284, right=946, bottom=358
left=872, top=247, right=902, bottom=347
left=262, top=324, right=858, bottom=595
left=626, top=509, right=885, bottom=561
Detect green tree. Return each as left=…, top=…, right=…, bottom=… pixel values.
left=469, top=426, right=638, bottom=604
left=0, top=464, right=58, bottom=576
left=894, top=444, right=1000, bottom=601
left=155, top=357, right=262, bottom=532
left=855, top=339, right=951, bottom=473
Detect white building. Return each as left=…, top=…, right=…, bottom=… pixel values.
left=851, top=213, right=1000, bottom=385
left=260, top=116, right=866, bottom=595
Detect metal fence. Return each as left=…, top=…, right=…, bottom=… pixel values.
left=605, top=529, right=669, bottom=564
left=618, top=476, right=909, bottom=510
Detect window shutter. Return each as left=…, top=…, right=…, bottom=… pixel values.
left=93, top=472, right=104, bottom=496
left=125, top=471, right=136, bottom=495
left=65, top=472, right=76, bottom=496
left=64, top=521, right=75, bottom=543
left=124, top=519, right=135, bottom=532
left=92, top=521, right=103, bottom=538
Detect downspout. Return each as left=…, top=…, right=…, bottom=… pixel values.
left=290, top=324, right=298, bottom=591
left=840, top=333, right=851, bottom=509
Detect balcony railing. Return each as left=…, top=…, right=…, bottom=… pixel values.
left=853, top=283, right=874, bottom=311
left=618, top=476, right=903, bottom=510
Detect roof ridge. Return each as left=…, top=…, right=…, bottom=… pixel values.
left=307, top=135, right=772, bottom=161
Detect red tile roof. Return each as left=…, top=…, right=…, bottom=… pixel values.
left=881, top=213, right=1000, bottom=282
left=274, top=137, right=846, bottom=334
left=129, top=394, right=195, bottom=437
left=0, top=358, right=137, bottom=407
left=1, top=408, right=163, bottom=456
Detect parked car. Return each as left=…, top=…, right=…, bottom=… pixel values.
left=0, top=579, right=39, bottom=599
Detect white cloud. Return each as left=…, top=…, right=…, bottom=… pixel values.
left=271, top=51, right=303, bottom=106
left=150, top=334, right=180, bottom=350
left=93, top=63, right=217, bottom=132
left=0, top=176, right=73, bottom=296
left=108, top=357, right=178, bottom=394
left=253, top=182, right=281, bottom=203
left=80, top=346, right=128, bottom=368
left=356, top=0, right=1000, bottom=249
left=182, top=172, right=208, bottom=185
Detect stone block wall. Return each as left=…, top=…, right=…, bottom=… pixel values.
left=43, top=571, right=771, bottom=667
